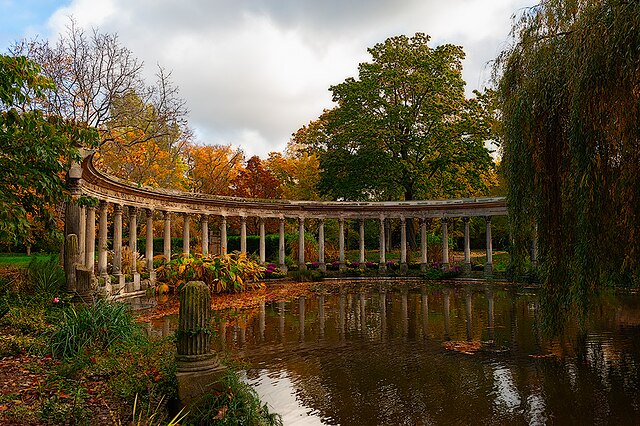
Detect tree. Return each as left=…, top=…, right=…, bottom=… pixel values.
left=0, top=55, right=98, bottom=243
left=187, top=144, right=244, bottom=196
left=311, top=33, right=496, bottom=203
left=495, top=0, right=640, bottom=293
left=232, top=156, right=282, bottom=199
left=9, top=19, right=188, bottom=149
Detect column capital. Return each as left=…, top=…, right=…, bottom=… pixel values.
left=201, top=213, right=209, bottom=222
left=145, top=208, right=154, bottom=217
left=442, top=216, right=449, bottom=223
left=240, top=215, right=247, bottom=223
left=113, top=204, right=123, bottom=213
left=485, top=215, right=492, bottom=223
left=98, top=199, right=108, bottom=210
left=162, top=210, right=171, bottom=220
left=462, top=216, right=470, bottom=223
left=318, top=217, right=324, bottom=224
left=128, top=206, right=137, bottom=216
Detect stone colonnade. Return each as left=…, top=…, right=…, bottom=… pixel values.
left=70, top=154, right=510, bottom=297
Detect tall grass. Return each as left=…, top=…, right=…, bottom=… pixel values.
left=50, top=300, right=144, bottom=358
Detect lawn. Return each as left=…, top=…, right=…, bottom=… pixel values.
left=0, top=253, right=57, bottom=267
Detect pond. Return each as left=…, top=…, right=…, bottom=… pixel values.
left=148, top=282, right=640, bottom=425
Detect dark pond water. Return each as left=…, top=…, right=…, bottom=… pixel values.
left=148, top=282, right=640, bottom=425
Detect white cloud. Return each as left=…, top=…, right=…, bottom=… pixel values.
left=42, top=0, right=533, bottom=157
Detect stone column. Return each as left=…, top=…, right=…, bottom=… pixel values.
left=258, top=218, right=266, bottom=265
left=298, top=217, right=306, bottom=270
left=63, top=170, right=82, bottom=291
left=129, top=207, right=140, bottom=291
left=78, top=206, right=86, bottom=266
left=441, top=217, right=449, bottom=269
left=220, top=216, right=227, bottom=255
left=240, top=216, right=247, bottom=254
left=163, top=211, right=171, bottom=262
left=146, top=209, right=154, bottom=282
left=278, top=217, right=286, bottom=272
left=113, top=204, right=124, bottom=290
left=420, top=218, right=428, bottom=272
left=400, top=217, right=408, bottom=273
left=359, top=219, right=365, bottom=267
left=318, top=219, right=326, bottom=271
left=176, top=281, right=224, bottom=403
left=485, top=216, right=493, bottom=274
left=84, top=205, right=96, bottom=271
left=463, top=216, right=471, bottom=274
left=182, top=213, right=190, bottom=256
left=379, top=217, right=386, bottom=272
left=201, top=214, right=209, bottom=256
left=338, top=218, right=346, bottom=271
left=97, top=201, right=108, bottom=277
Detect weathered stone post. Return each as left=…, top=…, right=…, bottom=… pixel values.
left=298, top=217, right=306, bottom=270
left=463, top=216, right=471, bottom=274
left=163, top=211, right=172, bottom=262
left=359, top=219, right=365, bottom=268
left=441, top=217, right=450, bottom=269
left=338, top=218, right=346, bottom=271
left=400, top=217, right=408, bottom=274
left=259, top=217, right=266, bottom=265
left=278, top=217, right=286, bottom=272
left=240, top=216, right=247, bottom=254
left=318, top=219, right=326, bottom=271
left=484, top=216, right=493, bottom=275
left=201, top=214, right=209, bottom=256
left=64, top=234, right=80, bottom=292
left=176, top=281, right=225, bottom=403
left=145, top=209, right=155, bottom=283
left=420, top=218, right=428, bottom=272
left=379, top=217, right=386, bottom=272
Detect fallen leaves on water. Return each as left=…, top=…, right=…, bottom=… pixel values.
left=442, top=340, right=482, bottom=355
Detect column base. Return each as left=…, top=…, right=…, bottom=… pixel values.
left=176, top=354, right=227, bottom=406
left=484, top=263, right=493, bottom=275
left=441, top=263, right=449, bottom=270
left=279, top=264, right=288, bottom=273
left=420, top=263, right=428, bottom=272
left=298, top=263, right=307, bottom=271
left=339, top=262, right=347, bottom=272
left=319, top=263, right=327, bottom=272
left=379, top=263, right=387, bottom=273
left=133, top=273, right=141, bottom=291
left=463, top=263, right=472, bottom=275
left=400, top=263, right=408, bottom=275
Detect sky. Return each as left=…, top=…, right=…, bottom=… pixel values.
left=1, top=0, right=532, bottom=158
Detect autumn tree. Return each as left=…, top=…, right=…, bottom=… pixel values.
left=496, top=0, right=640, bottom=293
left=0, top=55, right=98, bottom=243
left=232, top=156, right=282, bottom=199
left=187, top=144, right=244, bottom=196
left=9, top=19, right=188, bottom=150
left=311, top=33, right=496, bottom=203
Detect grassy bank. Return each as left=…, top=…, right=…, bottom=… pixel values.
left=0, top=257, right=281, bottom=425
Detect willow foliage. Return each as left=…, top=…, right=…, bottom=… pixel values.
left=496, top=0, right=640, bottom=294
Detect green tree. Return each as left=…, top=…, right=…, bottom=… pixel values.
left=312, top=33, right=496, bottom=203
left=495, top=0, right=640, bottom=293
left=0, top=55, right=98, bottom=243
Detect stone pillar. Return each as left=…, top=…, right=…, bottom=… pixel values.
left=176, top=281, right=224, bottom=403
left=278, top=217, right=286, bottom=272
left=318, top=219, right=326, bottom=271
left=400, top=217, right=408, bottom=273
left=201, top=214, right=209, bottom=256
left=146, top=209, right=154, bottom=282
left=298, top=217, right=306, bottom=270
left=240, top=216, right=247, bottom=254
left=485, top=216, right=493, bottom=274
left=63, top=171, right=82, bottom=286
left=441, top=217, right=449, bottom=269
left=359, top=219, right=365, bottom=267
left=258, top=218, right=266, bottom=265
left=113, top=204, right=124, bottom=290
left=379, top=217, right=386, bottom=272
left=463, top=216, right=471, bottom=274
left=64, top=234, right=79, bottom=292
left=97, top=201, right=108, bottom=277
left=182, top=213, right=190, bottom=256
left=78, top=206, right=86, bottom=266
left=220, top=216, right=227, bottom=255
left=129, top=207, right=140, bottom=291
left=338, top=218, right=346, bottom=271
left=84, top=206, right=96, bottom=271
left=420, top=218, right=428, bottom=272
left=163, top=211, right=171, bottom=262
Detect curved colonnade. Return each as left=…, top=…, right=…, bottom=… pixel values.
left=68, top=154, right=510, bottom=296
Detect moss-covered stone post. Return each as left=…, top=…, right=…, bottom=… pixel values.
left=176, top=280, right=225, bottom=404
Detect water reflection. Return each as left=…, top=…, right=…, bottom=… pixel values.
left=149, top=283, right=640, bottom=425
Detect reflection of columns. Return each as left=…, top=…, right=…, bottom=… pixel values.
left=379, top=217, right=386, bottom=271
left=338, top=218, right=346, bottom=270
left=220, top=216, right=227, bottom=255
left=485, top=216, right=493, bottom=274
left=420, top=218, right=428, bottom=271
left=240, top=216, right=247, bottom=254
left=278, top=301, right=285, bottom=341
left=463, top=216, right=471, bottom=273
left=318, top=219, right=326, bottom=271
left=465, top=288, right=473, bottom=341
left=360, top=291, right=366, bottom=331
left=359, top=219, right=365, bottom=266
left=85, top=206, right=96, bottom=270
left=401, top=286, right=409, bottom=338
left=443, top=288, right=451, bottom=340
left=318, top=294, right=325, bottom=339
left=97, top=201, right=108, bottom=276
left=278, top=217, right=286, bottom=271
left=487, top=287, right=495, bottom=343
left=145, top=209, right=154, bottom=277
left=441, top=217, right=449, bottom=268
left=299, top=296, right=305, bottom=342
left=259, top=299, right=265, bottom=341
left=400, top=217, right=407, bottom=272
left=201, top=214, right=209, bottom=256
left=339, top=291, right=346, bottom=338
left=258, top=218, right=266, bottom=265
left=421, top=286, right=429, bottom=339
left=163, top=211, right=171, bottom=262
left=380, top=289, right=387, bottom=340
left=113, top=205, right=123, bottom=275
left=298, top=217, right=306, bottom=270
left=182, top=213, right=189, bottom=256
left=129, top=207, right=138, bottom=274
left=78, top=206, right=86, bottom=266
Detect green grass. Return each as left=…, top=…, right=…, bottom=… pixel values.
left=0, top=253, right=56, bottom=266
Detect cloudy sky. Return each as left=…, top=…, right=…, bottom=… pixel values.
left=1, top=0, right=532, bottom=157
